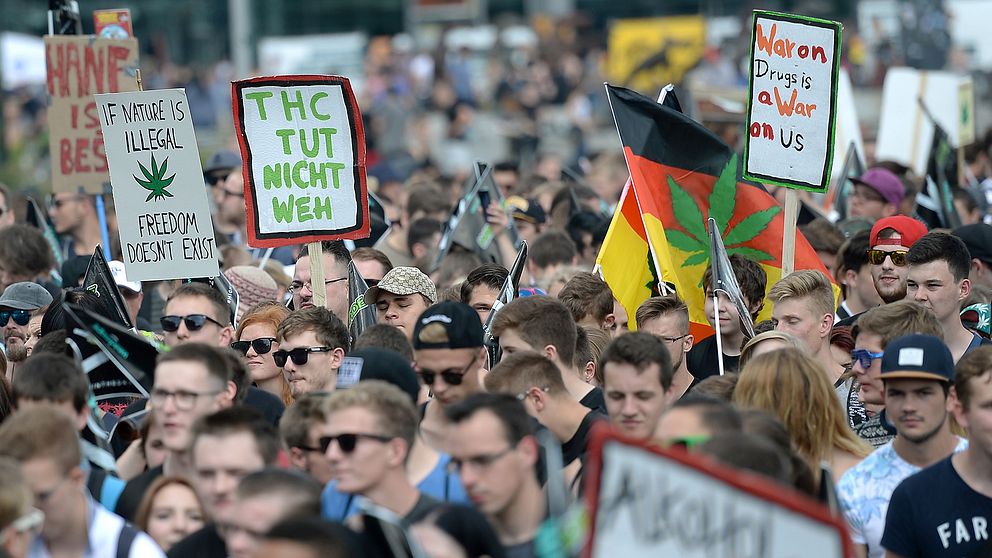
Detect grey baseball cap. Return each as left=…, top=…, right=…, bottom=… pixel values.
left=0, top=282, right=53, bottom=311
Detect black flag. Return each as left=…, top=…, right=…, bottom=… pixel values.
left=347, top=261, right=377, bottom=342
left=482, top=241, right=528, bottom=367
left=708, top=217, right=755, bottom=339
left=82, top=246, right=133, bottom=329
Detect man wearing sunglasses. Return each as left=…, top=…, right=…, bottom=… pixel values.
left=0, top=282, right=52, bottom=369
left=0, top=408, right=164, bottom=558
left=839, top=335, right=966, bottom=558
left=366, top=266, right=437, bottom=341
left=291, top=240, right=352, bottom=322
left=276, top=307, right=350, bottom=398
left=907, top=232, right=990, bottom=363
left=47, top=192, right=102, bottom=265
left=161, top=283, right=234, bottom=349
left=850, top=300, right=942, bottom=448
left=863, top=215, right=928, bottom=312
left=412, top=302, right=487, bottom=450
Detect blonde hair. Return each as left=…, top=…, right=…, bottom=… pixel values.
left=322, top=381, right=418, bottom=460
left=734, top=349, right=871, bottom=468
left=767, top=269, right=835, bottom=319
left=739, top=330, right=805, bottom=369
left=0, top=457, right=30, bottom=529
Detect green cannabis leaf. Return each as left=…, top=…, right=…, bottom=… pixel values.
left=134, top=153, right=176, bottom=202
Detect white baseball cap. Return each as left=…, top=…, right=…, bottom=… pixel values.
left=109, top=260, right=141, bottom=294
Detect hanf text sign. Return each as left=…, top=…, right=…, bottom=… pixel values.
left=96, top=89, right=219, bottom=281
left=743, top=11, right=842, bottom=192
left=233, top=75, right=369, bottom=247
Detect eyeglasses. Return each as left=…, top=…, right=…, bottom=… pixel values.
left=205, top=173, right=228, bottom=186
left=149, top=388, right=223, bottom=411
left=850, top=187, right=886, bottom=203
left=659, top=334, right=688, bottom=343
left=288, top=277, right=347, bottom=294
left=318, top=433, right=393, bottom=454
left=272, top=346, right=333, bottom=367
left=0, top=310, right=30, bottom=326
left=160, top=314, right=226, bottom=332
left=851, top=349, right=885, bottom=369
left=516, top=386, right=550, bottom=401
left=666, top=434, right=711, bottom=449
left=231, top=337, right=276, bottom=356
left=447, top=446, right=515, bottom=474
left=417, top=356, right=477, bottom=387
left=867, top=249, right=908, bottom=267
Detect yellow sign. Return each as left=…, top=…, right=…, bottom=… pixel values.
left=607, top=16, right=706, bottom=94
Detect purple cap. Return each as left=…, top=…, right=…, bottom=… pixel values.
left=852, top=168, right=906, bottom=207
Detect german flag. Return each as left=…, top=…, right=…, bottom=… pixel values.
left=600, top=84, right=833, bottom=332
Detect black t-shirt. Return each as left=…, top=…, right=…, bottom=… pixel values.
left=686, top=335, right=740, bottom=381
left=402, top=493, right=442, bottom=527
left=578, top=387, right=607, bottom=415
left=561, top=411, right=607, bottom=466
left=882, top=456, right=992, bottom=557
left=115, top=464, right=163, bottom=521
left=167, top=524, right=226, bottom=558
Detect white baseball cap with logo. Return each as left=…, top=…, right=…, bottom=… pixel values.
left=109, top=260, right=141, bottom=294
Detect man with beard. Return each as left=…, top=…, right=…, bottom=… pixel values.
left=0, top=282, right=53, bottom=375
left=838, top=335, right=966, bottom=558
left=291, top=241, right=352, bottom=323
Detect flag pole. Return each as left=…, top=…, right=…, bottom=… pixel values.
left=713, top=291, right=725, bottom=376
left=782, top=190, right=799, bottom=277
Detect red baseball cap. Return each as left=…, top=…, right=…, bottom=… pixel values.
left=869, top=216, right=929, bottom=249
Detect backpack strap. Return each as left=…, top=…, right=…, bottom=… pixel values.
left=86, top=469, right=107, bottom=503
left=116, top=522, right=139, bottom=558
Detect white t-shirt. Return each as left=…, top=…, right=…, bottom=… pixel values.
left=29, top=495, right=164, bottom=558
left=837, top=437, right=968, bottom=558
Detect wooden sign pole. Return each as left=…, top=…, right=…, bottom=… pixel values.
left=782, top=189, right=799, bottom=277
left=308, top=241, right=328, bottom=308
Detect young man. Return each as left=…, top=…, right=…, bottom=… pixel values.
left=160, top=282, right=235, bottom=349
left=881, top=345, right=992, bottom=558
left=350, top=247, right=393, bottom=286
left=836, top=230, right=883, bottom=320
left=846, top=167, right=905, bottom=222
left=276, top=307, right=350, bottom=398
left=171, top=407, right=280, bottom=558
left=445, top=393, right=546, bottom=555
left=769, top=270, right=845, bottom=382
left=526, top=230, right=577, bottom=291
left=365, top=266, right=437, bottom=341
left=557, top=272, right=617, bottom=332
left=459, top=263, right=508, bottom=324
left=838, top=334, right=966, bottom=558
left=48, top=192, right=102, bottom=262
left=687, top=254, right=766, bottom=379
left=116, top=343, right=237, bottom=521
left=485, top=351, right=606, bottom=478
left=280, top=393, right=334, bottom=485
left=220, top=469, right=322, bottom=558
left=291, top=240, right=352, bottom=321
left=0, top=407, right=164, bottom=557
left=0, top=281, right=52, bottom=370
left=906, top=232, right=987, bottom=362
left=866, top=215, right=929, bottom=308
left=491, top=295, right=605, bottom=413
left=952, top=223, right=992, bottom=290
left=323, top=381, right=440, bottom=526
left=851, top=301, right=943, bottom=447
left=636, top=295, right=695, bottom=401
left=654, top=395, right=742, bottom=446
left=600, top=332, right=674, bottom=441
left=412, top=302, right=487, bottom=450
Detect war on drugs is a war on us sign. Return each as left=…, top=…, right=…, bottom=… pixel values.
left=232, top=75, right=370, bottom=247
left=96, top=89, right=219, bottom=281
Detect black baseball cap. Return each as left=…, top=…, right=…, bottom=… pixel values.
left=880, top=334, right=954, bottom=383
left=953, top=223, right=992, bottom=264
left=412, top=301, right=484, bottom=350
left=336, top=347, right=419, bottom=405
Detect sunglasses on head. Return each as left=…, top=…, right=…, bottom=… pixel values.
left=867, top=249, right=908, bottom=266
left=851, top=349, right=885, bottom=369
left=317, top=433, right=392, bottom=454
left=231, top=337, right=276, bottom=356
left=160, top=314, right=225, bottom=332
left=0, top=310, right=30, bottom=326
left=272, top=346, right=333, bottom=367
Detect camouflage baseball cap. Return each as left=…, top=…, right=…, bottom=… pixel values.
left=364, top=266, right=437, bottom=306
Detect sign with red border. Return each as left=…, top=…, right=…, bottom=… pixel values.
left=583, top=424, right=853, bottom=557
left=232, top=75, right=369, bottom=247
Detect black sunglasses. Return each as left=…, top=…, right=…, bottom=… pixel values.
left=318, top=433, right=392, bottom=454
left=272, top=346, right=333, bottom=367
left=231, top=337, right=276, bottom=356
left=160, top=314, right=226, bottom=332
left=0, top=310, right=30, bottom=326
left=418, top=356, right=477, bottom=387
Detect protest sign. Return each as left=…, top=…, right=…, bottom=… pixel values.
left=93, top=9, right=133, bottom=39
left=584, top=426, right=853, bottom=557
left=95, top=88, right=219, bottom=281
left=607, top=16, right=706, bottom=94
left=45, top=35, right=139, bottom=194
left=232, top=75, right=370, bottom=247
left=743, top=11, right=842, bottom=192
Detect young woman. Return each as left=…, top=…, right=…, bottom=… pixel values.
left=134, top=477, right=206, bottom=552
left=233, top=301, right=292, bottom=406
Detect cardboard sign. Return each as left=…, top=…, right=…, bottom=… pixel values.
left=743, top=11, right=842, bottom=192
left=584, top=426, right=853, bottom=557
left=45, top=35, right=139, bottom=194
left=232, top=75, right=369, bottom=247
left=96, top=89, right=219, bottom=281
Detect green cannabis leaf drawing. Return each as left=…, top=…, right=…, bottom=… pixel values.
left=134, top=153, right=176, bottom=202
left=665, top=154, right=780, bottom=285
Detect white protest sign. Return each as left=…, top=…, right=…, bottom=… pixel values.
left=232, top=75, right=369, bottom=248
left=743, top=11, right=842, bottom=192
left=96, top=89, right=219, bottom=281
left=830, top=68, right=864, bottom=184
left=586, top=430, right=852, bottom=557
